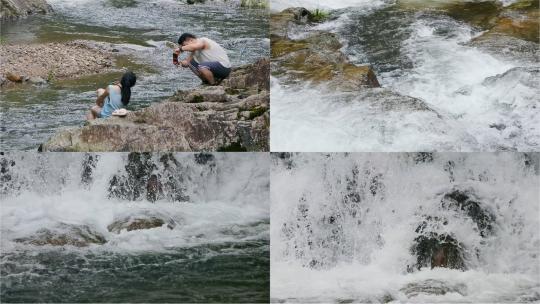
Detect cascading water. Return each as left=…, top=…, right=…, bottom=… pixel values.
left=270, top=0, right=539, bottom=152
left=271, top=152, right=539, bottom=303
left=0, top=152, right=269, bottom=302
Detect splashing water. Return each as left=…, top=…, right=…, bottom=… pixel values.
left=0, top=152, right=270, bottom=302
left=270, top=2, right=539, bottom=152
left=271, top=152, right=540, bottom=303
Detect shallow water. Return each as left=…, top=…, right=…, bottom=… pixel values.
left=0, top=153, right=270, bottom=302
left=270, top=1, right=539, bottom=152
left=0, top=0, right=269, bottom=150
left=271, top=152, right=540, bottom=302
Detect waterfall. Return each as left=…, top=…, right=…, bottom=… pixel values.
left=271, top=152, right=539, bottom=302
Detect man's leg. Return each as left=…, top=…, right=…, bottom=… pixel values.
left=187, top=61, right=208, bottom=83
left=198, top=67, right=215, bottom=85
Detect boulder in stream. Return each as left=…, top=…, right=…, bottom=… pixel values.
left=107, top=214, right=176, bottom=234
left=271, top=8, right=380, bottom=91
left=14, top=223, right=107, bottom=247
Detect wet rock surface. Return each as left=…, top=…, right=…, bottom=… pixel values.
left=271, top=8, right=380, bottom=91
left=411, top=232, right=467, bottom=271
left=13, top=223, right=107, bottom=247
left=409, top=188, right=497, bottom=271
left=108, top=152, right=190, bottom=202
left=40, top=58, right=270, bottom=152
left=0, top=41, right=115, bottom=87
left=107, top=214, right=176, bottom=234
left=400, top=279, right=468, bottom=298
left=0, top=0, right=52, bottom=21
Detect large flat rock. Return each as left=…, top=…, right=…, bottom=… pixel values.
left=40, top=58, right=270, bottom=152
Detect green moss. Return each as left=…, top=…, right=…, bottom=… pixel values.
left=248, top=106, right=266, bottom=120
left=217, top=142, right=247, bottom=152
left=225, top=88, right=242, bottom=95
left=271, top=37, right=309, bottom=58
left=191, top=94, right=204, bottom=103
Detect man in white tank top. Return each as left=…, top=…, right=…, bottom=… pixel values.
left=174, top=33, right=232, bottom=85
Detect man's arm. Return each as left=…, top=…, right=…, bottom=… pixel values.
left=181, top=53, right=194, bottom=67
left=180, top=39, right=207, bottom=52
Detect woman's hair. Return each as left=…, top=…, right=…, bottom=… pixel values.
left=178, top=33, right=197, bottom=45
left=120, top=71, right=137, bottom=105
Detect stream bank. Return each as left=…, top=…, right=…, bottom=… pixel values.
left=1, top=0, right=269, bottom=150
left=40, top=58, right=270, bottom=152
left=1, top=41, right=116, bottom=86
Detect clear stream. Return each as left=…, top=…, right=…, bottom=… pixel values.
left=0, top=0, right=269, bottom=151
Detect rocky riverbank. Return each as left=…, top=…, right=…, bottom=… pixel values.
left=40, top=58, right=270, bottom=152
left=0, top=0, right=51, bottom=21
left=0, top=41, right=115, bottom=86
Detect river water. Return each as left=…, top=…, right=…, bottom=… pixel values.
left=0, top=152, right=270, bottom=302
left=270, top=0, right=539, bottom=152
left=0, top=0, right=269, bottom=151
left=271, top=152, right=540, bottom=302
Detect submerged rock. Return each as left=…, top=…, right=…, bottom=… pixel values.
left=271, top=8, right=380, bottom=91
left=40, top=58, right=270, bottom=152
left=107, top=214, right=176, bottom=234
left=108, top=152, right=190, bottom=202
left=441, top=189, right=496, bottom=237
left=411, top=233, right=467, bottom=271
left=81, top=153, right=100, bottom=186
left=14, top=223, right=107, bottom=247
left=400, top=279, right=467, bottom=298
left=0, top=0, right=52, bottom=21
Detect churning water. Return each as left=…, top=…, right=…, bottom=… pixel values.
left=271, top=152, right=540, bottom=303
left=0, top=152, right=270, bottom=302
left=270, top=1, right=539, bottom=152
left=1, top=0, right=269, bottom=150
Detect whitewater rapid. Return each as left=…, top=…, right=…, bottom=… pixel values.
left=270, top=1, right=539, bottom=152
left=0, top=153, right=269, bottom=253
left=271, top=153, right=540, bottom=302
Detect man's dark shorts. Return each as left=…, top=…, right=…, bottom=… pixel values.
left=190, top=59, right=231, bottom=79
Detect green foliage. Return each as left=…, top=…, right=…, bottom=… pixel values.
left=310, top=8, right=329, bottom=23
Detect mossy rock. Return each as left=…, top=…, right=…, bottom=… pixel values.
left=271, top=37, right=309, bottom=58
left=444, top=1, right=502, bottom=30
left=107, top=216, right=167, bottom=234
left=248, top=106, right=267, bottom=119
left=14, top=224, right=107, bottom=247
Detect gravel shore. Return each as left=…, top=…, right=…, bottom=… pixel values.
left=0, top=41, right=115, bottom=86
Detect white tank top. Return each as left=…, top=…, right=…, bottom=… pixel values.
left=192, top=37, right=231, bottom=68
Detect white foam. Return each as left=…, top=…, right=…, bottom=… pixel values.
left=1, top=153, right=269, bottom=253
left=271, top=153, right=540, bottom=302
